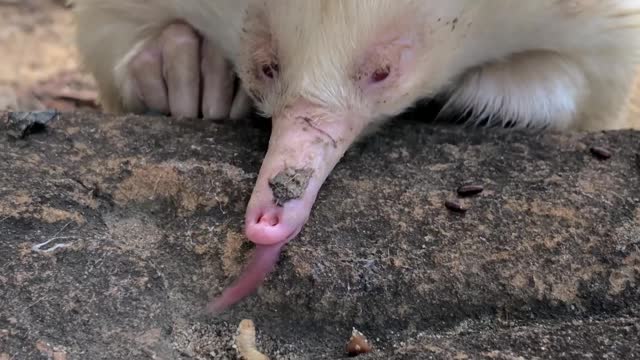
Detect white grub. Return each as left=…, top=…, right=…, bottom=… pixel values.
left=235, top=319, right=270, bottom=360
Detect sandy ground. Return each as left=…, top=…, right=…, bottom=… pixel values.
left=0, top=0, right=97, bottom=112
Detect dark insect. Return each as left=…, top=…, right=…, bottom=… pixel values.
left=445, top=200, right=468, bottom=213
left=590, top=146, right=612, bottom=160
left=457, top=184, right=484, bottom=197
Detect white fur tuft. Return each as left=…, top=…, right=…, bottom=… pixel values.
left=440, top=51, right=588, bottom=130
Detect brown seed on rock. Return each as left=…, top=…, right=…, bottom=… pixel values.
left=457, top=184, right=484, bottom=197
left=346, top=329, right=372, bottom=357
left=590, top=146, right=612, bottom=160
left=445, top=200, right=468, bottom=213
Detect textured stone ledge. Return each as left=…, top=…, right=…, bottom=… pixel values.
left=1, top=111, right=638, bottom=359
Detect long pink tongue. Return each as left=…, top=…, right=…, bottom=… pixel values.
left=207, top=101, right=364, bottom=314
left=206, top=243, right=285, bottom=314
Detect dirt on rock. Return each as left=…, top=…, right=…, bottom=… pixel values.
left=269, top=167, right=314, bottom=206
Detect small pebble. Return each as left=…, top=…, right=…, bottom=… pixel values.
left=346, top=329, right=372, bottom=357
left=457, top=184, right=484, bottom=197
left=590, top=146, right=612, bottom=160
left=445, top=200, right=467, bottom=213
left=6, top=110, right=58, bottom=139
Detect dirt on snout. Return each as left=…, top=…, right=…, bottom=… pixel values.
left=268, top=167, right=314, bottom=206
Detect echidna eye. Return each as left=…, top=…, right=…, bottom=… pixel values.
left=371, top=66, right=390, bottom=83
left=261, top=62, right=279, bottom=79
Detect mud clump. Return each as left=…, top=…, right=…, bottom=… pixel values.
left=268, top=167, right=314, bottom=206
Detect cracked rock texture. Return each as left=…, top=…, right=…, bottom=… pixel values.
left=0, top=111, right=639, bottom=359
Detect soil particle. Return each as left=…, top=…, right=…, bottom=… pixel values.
left=345, top=329, right=372, bottom=357
left=268, top=167, right=314, bottom=206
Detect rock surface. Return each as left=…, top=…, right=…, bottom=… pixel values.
left=0, top=110, right=639, bottom=359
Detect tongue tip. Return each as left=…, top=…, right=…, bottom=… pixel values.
left=244, top=206, right=308, bottom=246
left=204, top=283, right=260, bottom=316
left=205, top=297, right=229, bottom=316
left=203, top=242, right=289, bottom=315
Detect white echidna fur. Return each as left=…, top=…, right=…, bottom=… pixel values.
left=72, top=0, right=640, bottom=131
